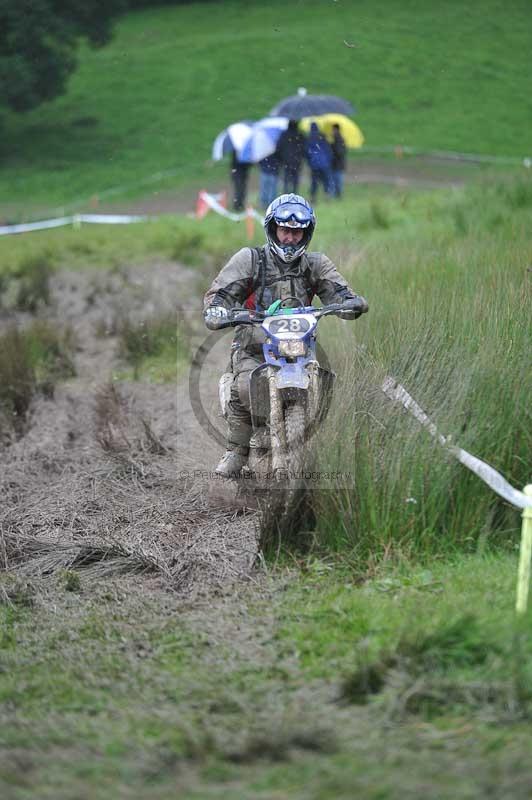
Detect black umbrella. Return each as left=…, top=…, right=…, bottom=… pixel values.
left=269, top=88, right=355, bottom=119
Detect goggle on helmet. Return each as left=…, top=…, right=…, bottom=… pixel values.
left=264, top=194, right=316, bottom=263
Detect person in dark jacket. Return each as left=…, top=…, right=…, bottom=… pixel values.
left=331, top=123, right=347, bottom=198
left=276, top=120, right=307, bottom=194
left=230, top=150, right=250, bottom=211
left=258, top=150, right=280, bottom=209
left=306, top=122, right=333, bottom=203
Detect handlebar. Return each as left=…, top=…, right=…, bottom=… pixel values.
left=215, top=298, right=366, bottom=329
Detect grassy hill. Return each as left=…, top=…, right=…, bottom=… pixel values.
left=1, top=0, right=531, bottom=216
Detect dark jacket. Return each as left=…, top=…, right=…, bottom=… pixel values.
left=276, top=122, right=307, bottom=173
left=331, top=131, right=347, bottom=171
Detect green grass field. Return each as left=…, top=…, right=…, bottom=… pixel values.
left=1, top=0, right=531, bottom=216
left=2, top=555, right=532, bottom=799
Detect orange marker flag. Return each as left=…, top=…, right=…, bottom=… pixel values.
left=246, top=207, right=255, bottom=240
left=196, top=190, right=210, bottom=219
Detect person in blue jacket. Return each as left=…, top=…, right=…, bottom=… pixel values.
left=306, top=122, right=334, bottom=203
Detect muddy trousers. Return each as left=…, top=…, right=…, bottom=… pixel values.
left=226, top=351, right=264, bottom=455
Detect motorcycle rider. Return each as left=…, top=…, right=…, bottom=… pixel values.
left=203, top=193, right=368, bottom=478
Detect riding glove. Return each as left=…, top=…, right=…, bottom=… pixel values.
left=204, top=306, right=228, bottom=330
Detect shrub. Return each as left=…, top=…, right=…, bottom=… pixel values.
left=117, top=313, right=189, bottom=379
left=0, top=326, right=36, bottom=437
left=504, top=178, right=532, bottom=209
left=0, top=321, right=77, bottom=438
left=170, top=230, right=206, bottom=264
left=24, top=320, right=77, bottom=390
left=11, top=251, right=54, bottom=311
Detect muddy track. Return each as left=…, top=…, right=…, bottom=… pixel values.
left=0, top=262, right=258, bottom=596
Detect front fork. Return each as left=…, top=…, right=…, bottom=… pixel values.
left=267, top=366, right=286, bottom=475
left=306, top=361, right=320, bottom=425
left=267, top=364, right=319, bottom=475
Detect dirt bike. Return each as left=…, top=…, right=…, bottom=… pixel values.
left=216, top=297, right=365, bottom=510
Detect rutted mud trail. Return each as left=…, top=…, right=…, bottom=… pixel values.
left=0, top=262, right=258, bottom=596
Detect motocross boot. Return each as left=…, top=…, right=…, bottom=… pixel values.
left=215, top=449, right=248, bottom=479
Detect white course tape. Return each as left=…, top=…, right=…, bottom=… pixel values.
left=75, top=213, right=147, bottom=224
left=0, top=217, right=74, bottom=235
left=200, top=192, right=245, bottom=221
left=0, top=213, right=148, bottom=236
left=0, top=196, right=258, bottom=236
left=381, top=376, right=532, bottom=510
left=200, top=191, right=264, bottom=224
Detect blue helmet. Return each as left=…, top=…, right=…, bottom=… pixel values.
left=264, top=194, right=316, bottom=263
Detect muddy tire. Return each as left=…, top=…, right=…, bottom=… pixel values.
left=282, top=402, right=307, bottom=512
left=259, top=401, right=313, bottom=552
left=285, top=402, right=306, bottom=471
left=285, top=402, right=306, bottom=448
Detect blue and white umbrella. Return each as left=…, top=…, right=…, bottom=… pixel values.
left=212, top=117, right=288, bottom=163
left=238, top=117, right=289, bottom=163
left=212, top=121, right=253, bottom=161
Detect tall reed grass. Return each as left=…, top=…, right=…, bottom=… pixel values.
left=310, top=214, right=531, bottom=564
left=117, top=313, right=190, bottom=380
left=0, top=321, right=76, bottom=439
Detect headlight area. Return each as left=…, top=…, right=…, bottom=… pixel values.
left=278, top=340, right=307, bottom=357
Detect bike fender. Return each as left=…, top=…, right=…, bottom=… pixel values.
left=275, top=364, right=309, bottom=390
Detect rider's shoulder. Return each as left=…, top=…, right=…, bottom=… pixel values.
left=225, top=247, right=255, bottom=268
left=305, top=251, right=333, bottom=271
left=217, top=248, right=257, bottom=281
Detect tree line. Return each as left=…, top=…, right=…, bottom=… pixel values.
left=0, top=0, right=221, bottom=115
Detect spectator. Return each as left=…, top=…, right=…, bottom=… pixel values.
left=306, top=122, right=333, bottom=203
left=231, top=150, right=250, bottom=211
left=276, top=120, right=307, bottom=194
left=331, top=123, right=347, bottom=198
left=258, top=150, right=280, bottom=209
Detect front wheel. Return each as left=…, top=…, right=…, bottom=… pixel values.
left=283, top=402, right=307, bottom=508
left=259, top=402, right=313, bottom=553
left=284, top=402, right=306, bottom=462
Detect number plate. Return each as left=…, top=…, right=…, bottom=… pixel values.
left=268, top=317, right=310, bottom=334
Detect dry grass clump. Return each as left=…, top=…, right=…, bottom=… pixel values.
left=0, top=326, right=36, bottom=439
left=25, top=320, right=77, bottom=389
left=117, top=312, right=189, bottom=378
left=94, top=383, right=131, bottom=454
left=1, top=530, right=168, bottom=580
left=0, top=321, right=77, bottom=441
left=0, top=251, right=54, bottom=312
left=94, top=383, right=169, bottom=475
left=0, top=480, right=257, bottom=593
